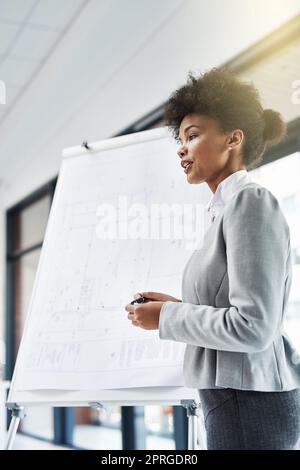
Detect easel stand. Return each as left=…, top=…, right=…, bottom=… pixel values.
left=6, top=405, right=25, bottom=450
left=181, top=400, right=200, bottom=450
left=6, top=400, right=203, bottom=450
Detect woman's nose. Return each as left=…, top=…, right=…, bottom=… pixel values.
left=177, top=145, right=186, bottom=158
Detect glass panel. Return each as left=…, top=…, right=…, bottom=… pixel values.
left=14, top=249, right=41, bottom=351
left=250, top=152, right=300, bottom=350
left=97, top=405, right=122, bottom=428
left=73, top=406, right=122, bottom=449
left=145, top=406, right=175, bottom=450
left=21, top=407, right=54, bottom=440
left=13, top=195, right=51, bottom=251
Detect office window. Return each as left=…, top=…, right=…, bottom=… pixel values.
left=145, top=405, right=175, bottom=450
left=13, top=197, right=50, bottom=252
left=73, top=405, right=122, bottom=449
left=7, top=188, right=54, bottom=440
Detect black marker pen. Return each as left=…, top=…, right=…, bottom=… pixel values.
left=130, top=296, right=146, bottom=305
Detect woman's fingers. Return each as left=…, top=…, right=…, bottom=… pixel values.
left=133, top=292, right=143, bottom=300
left=133, top=291, right=162, bottom=301
left=125, top=303, right=142, bottom=327
left=127, top=310, right=138, bottom=321
left=125, top=301, right=161, bottom=330
left=132, top=292, right=181, bottom=303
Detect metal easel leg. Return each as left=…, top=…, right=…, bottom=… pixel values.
left=196, top=404, right=207, bottom=450
left=6, top=405, right=26, bottom=450
left=181, top=400, right=200, bottom=450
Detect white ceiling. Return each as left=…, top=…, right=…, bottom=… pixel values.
left=0, top=0, right=87, bottom=122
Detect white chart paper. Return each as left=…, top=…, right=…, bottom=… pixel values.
left=13, top=129, right=210, bottom=390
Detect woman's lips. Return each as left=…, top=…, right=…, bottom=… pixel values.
left=184, top=162, right=193, bottom=174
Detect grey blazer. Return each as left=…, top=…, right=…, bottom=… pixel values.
left=159, top=182, right=300, bottom=391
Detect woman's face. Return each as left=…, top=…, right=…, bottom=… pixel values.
left=177, top=113, right=244, bottom=192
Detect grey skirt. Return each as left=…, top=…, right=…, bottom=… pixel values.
left=198, top=388, right=300, bottom=450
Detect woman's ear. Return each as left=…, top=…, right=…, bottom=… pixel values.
left=227, top=129, right=244, bottom=149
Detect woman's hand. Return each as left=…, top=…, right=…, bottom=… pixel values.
left=133, top=291, right=182, bottom=303
left=125, top=301, right=163, bottom=330
left=125, top=291, right=181, bottom=330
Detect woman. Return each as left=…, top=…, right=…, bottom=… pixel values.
left=125, top=68, right=300, bottom=449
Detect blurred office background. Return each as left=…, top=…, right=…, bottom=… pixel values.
left=0, top=0, right=300, bottom=449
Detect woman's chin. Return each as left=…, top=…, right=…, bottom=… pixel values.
left=186, top=172, right=199, bottom=184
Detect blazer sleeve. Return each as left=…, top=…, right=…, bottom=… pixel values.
left=158, top=186, right=290, bottom=353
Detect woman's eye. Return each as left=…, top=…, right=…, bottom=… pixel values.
left=188, top=134, right=197, bottom=141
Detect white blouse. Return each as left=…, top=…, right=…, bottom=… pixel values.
left=206, top=169, right=252, bottom=226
